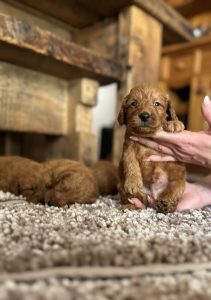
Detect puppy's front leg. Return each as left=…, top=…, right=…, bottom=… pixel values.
left=119, top=146, right=145, bottom=211
left=123, top=147, right=142, bottom=195
left=163, top=120, right=184, bottom=133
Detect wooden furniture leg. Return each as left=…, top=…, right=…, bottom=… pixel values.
left=46, top=78, right=99, bottom=165
left=113, top=5, right=163, bottom=164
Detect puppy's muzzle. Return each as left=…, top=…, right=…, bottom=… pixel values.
left=139, top=112, right=150, bottom=122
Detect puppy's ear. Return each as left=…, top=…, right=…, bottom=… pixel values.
left=117, top=98, right=127, bottom=125
left=51, top=166, right=70, bottom=186
left=166, top=96, right=178, bottom=121
left=117, top=106, right=125, bottom=125
left=55, top=171, right=70, bottom=185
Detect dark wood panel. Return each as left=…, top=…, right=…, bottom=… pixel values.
left=166, top=0, right=211, bottom=18
left=8, top=0, right=194, bottom=43
left=134, top=0, right=194, bottom=43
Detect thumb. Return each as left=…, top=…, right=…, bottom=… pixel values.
left=201, top=96, right=211, bottom=129
left=145, top=155, right=176, bottom=162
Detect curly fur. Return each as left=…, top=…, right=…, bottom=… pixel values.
left=0, top=156, right=51, bottom=204
left=43, top=159, right=99, bottom=207
left=117, top=86, right=186, bottom=213
left=91, top=160, right=119, bottom=196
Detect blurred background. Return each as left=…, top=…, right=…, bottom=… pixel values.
left=0, top=0, right=210, bottom=178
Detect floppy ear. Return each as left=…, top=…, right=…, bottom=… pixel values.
left=117, top=97, right=128, bottom=125
left=166, top=96, right=178, bottom=121
left=55, top=172, right=70, bottom=185
left=117, top=105, right=126, bottom=125
left=51, top=166, right=70, bottom=186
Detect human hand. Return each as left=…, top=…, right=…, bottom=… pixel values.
left=130, top=96, right=211, bottom=168
left=129, top=177, right=211, bottom=211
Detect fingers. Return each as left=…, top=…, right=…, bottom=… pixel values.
left=130, top=130, right=185, bottom=146
left=145, top=155, right=177, bottom=162
left=128, top=195, right=155, bottom=209
left=201, top=96, right=211, bottom=129
left=128, top=198, right=145, bottom=209
left=130, top=136, right=174, bottom=155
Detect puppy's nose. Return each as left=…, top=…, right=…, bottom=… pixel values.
left=139, top=112, right=150, bottom=122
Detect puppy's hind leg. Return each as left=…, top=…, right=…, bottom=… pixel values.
left=154, top=179, right=185, bottom=213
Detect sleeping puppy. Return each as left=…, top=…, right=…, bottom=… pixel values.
left=43, top=159, right=99, bottom=207
left=91, top=160, right=119, bottom=196
left=117, top=86, right=186, bottom=213
left=0, top=156, right=51, bottom=204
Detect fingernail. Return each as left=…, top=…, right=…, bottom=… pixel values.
left=130, top=136, right=139, bottom=141
left=128, top=198, right=134, bottom=204
left=203, top=96, right=211, bottom=106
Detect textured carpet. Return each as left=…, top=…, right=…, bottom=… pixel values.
left=0, top=191, right=211, bottom=299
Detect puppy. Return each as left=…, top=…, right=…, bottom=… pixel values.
left=43, top=159, right=99, bottom=207
left=91, top=160, right=119, bottom=196
left=0, top=156, right=51, bottom=204
left=117, top=86, right=186, bottom=213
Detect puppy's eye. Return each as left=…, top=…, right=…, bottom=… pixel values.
left=154, top=101, right=160, bottom=107
left=131, top=100, right=138, bottom=107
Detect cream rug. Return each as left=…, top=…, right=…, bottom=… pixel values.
left=0, top=191, right=211, bottom=299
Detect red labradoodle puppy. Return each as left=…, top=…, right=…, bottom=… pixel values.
left=43, top=159, right=99, bottom=207
left=117, top=86, right=186, bottom=213
left=0, top=156, right=51, bottom=204
left=91, top=160, right=119, bottom=196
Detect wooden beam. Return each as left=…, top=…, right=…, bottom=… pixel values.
left=0, top=61, right=68, bottom=135
left=133, top=0, right=194, bottom=43
left=0, top=13, right=123, bottom=85
left=163, top=35, right=211, bottom=54
left=113, top=5, right=163, bottom=164
left=118, top=5, right=162, bottom=89
left=73, top=18, right=118, bottom=60
left=0, top=0, right=72, bottom=40
left=166, top=0, right=211, bottom=18
left=8, top=0, right=194, bottom=43
left=46, top=78, right=98, bottom=164
left=162, top=36, right=211, bottom=89
left=188, top=50, right=209, bottom=131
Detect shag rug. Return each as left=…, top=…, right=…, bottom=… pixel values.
left=0, top=191, right=211, bottom=299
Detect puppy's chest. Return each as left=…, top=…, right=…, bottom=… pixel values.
left=135, top=148, right=169, bottom=199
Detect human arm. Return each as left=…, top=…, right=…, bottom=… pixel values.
left=130, top=96, right=211, bottom=168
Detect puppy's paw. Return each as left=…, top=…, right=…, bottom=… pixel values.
left=154, top=200, right=169, bottom=214
left=163, top=121, right=184, bottom=133
left=124, top=178, right=142, bottom=196
left=121, top=203, right=137, bottom=211
left=154, top=199, right=177, bottom=214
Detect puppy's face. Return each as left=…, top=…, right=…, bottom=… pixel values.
left=44, top=162, right=99, bottom=207
left=118, top=86, right=177, bottom=135
left=44, top=170, right=72, bottom=207
left=18, top=165, right=52, bottom=205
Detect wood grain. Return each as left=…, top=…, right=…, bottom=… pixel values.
left=0, top=62, right=68, bottom=134
left=165, top=0, right=211, bottom=18
left=69, top=79, right=99, bottom=107
left=73, top=18, right=118, bottom=60
left=0, top=13, right=123, bottom=84
left=133, top=0, right=193, bottom=43
left=10, top=0, right=193, bottom=42
left=0, top=0, right=72, bottom=40
left=113, top=5, right=163, bottom=164
left=46, top=78, right=98, bottom=163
